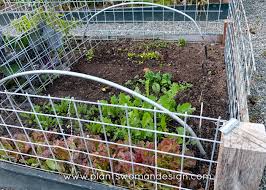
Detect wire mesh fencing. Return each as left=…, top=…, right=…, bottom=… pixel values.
left=0, top=0, right=227, bottom=98
left=0, top=84, right=224, bottom=190
left=0, top=1, right=101, bottom=96
left=225, top=0, right=255, bottom=121
left=1, top=0, right=227, bottom=41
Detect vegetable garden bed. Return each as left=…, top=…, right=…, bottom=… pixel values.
left=0, top=39, right=228, bottom=189
left=45, top=40, right=228, bottom=119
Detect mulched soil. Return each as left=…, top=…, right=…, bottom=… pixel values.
left=45, top=40, right=228, bottom=120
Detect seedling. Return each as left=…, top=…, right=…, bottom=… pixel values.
left=128, top=51, right=160, bottom=64
left=178, top=38, right=187, bottom=47
left=86, top=49, right=94, bottom=62
left=142, top=40, right=169, bottom=50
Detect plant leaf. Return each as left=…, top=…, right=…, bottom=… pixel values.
left=152, top=82, right=161, bottom=94
left=176, top=103, right=195, bottom=114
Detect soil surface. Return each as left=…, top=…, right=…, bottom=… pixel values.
left=44, top=40, right=228, bottom=120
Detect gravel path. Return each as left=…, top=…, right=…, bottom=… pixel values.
left=243, top=0, right=266, bottom=189
left=1, top=21, right=223, bottom=40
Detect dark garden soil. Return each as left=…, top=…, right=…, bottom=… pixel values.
left=45, top=40, right=228, bottom=120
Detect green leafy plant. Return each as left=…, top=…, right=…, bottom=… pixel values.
left=176, top=102, right=196, bottom=114
left=20, top=71, right=195, bottom=144
left=2, top=34, right=30, bottom=51
left=128, top=51, right=160, bottom=64
left=86, top=49, right=94, bottom=62
left=141, top=71, right=192, bottom=97
left=0, top=63, right=21, bottom=76
left=12, top=8, right=77, bottom=34
left=85, top=72, right=194, bottom=142
left=178, top=38, right=187, bottom=47
left=141, top=40, right=169, bottom=50
left=127, top=52, right=135, bottom=59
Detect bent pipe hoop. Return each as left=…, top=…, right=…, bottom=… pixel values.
left=0, top=70, right=206, bottom=155
left=82, top=2, right=204, bottom=41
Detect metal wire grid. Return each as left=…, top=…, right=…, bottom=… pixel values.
left=0, top=90, right=224, bottom=190
left=63, top=0, right=226, bottom=40
left=0, top=0, right=225, bottom=98
left=0, top=0, right=226, bottom=39
left=0, top=1, right=102, bottom=95
left=225, top=0, right=255, bottom=121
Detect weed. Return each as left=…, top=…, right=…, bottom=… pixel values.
left=178, top=38, right=187, bottom=47
left=12, top=8, right=77, bottom=34
left=142, top=40, right=169, bottom=50
left=86, top=49, right=94, bottom=61
left=128, top=51, right=160, bottom=64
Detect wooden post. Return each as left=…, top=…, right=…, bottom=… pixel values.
left=214, top=121, right=266, bottom=190
left=222, top=20, right=231, bottom=47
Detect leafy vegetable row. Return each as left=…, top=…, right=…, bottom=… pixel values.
left=21, top=71, right=195, bottom=145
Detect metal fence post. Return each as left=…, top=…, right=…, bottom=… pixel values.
left=214, top=119, right=266, bottom=190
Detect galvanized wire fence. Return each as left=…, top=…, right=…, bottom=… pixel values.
left=1, top=0, right=227, bottom=41
left=0, top=0, right=255, bottom=119
left=0, top=1, right=100, bottom=95
left=0, top=71, right=225, bottom=190
left=0, top=0, right=224, bottom=104
left=225, top=0, right=255, bottom=121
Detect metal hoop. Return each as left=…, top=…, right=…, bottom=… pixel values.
left=82, top=2, right=204, bottom=40
left=0, top=70, right=206, bottom=155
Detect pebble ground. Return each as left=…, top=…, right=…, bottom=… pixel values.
left=243, top=0, right=266, bottom=189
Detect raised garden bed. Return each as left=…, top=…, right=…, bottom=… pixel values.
left=0, top=161, right=121, bottom=190
left=0, top=39, right=227, bottom=189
